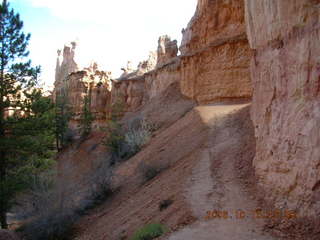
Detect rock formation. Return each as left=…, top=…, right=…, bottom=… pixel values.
left=54, top=42, right=78, bottom=96
left=55, top=4, right=254, bottom=115
left=180, top=0, right=252, bottom=104
left=66, top=67, right=112, bottom=130
left=111, top=38, right=179, bottom=112
left=137, top=51, right=157, bottom=75
left=120, top=61, right=135, bottom=79
left=156, top=35, right=178, bottom=67
left=112, top=52, right=157, bottom=112
left=245, top=0, right=320, bottom=222
left=51, top=0, right=320, bottom=239
left=53, top=43, right=112, bottom=131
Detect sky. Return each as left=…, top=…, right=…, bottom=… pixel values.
left=9, top=0, right=197, bottom=87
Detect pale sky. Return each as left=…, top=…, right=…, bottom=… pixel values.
left=9, top=0, right=197, bottom=87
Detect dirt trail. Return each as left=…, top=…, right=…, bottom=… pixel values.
left=73, top=102, right=278, bottom=240
left=168, top=104, right=277, bottom=240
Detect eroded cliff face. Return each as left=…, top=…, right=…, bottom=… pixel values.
left=111, top=36, right=180, bottom=112
left=246, top=0, right=320, bottom=219
left=66, top=68, right=112, bottom=130
left=54, top=42, right=78, bottom=91
left=157, top=35, right=178, bottom=68
left=180, top=0, right=252, bottom=104
left=54, top=44, right=112, bottom=130
left=114, top=1, right=254, bottom=111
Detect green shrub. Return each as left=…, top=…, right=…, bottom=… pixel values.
left=131, top=223, right=168, bottom=240
left=79, top=95, right=94, bottom=139
left=102, top=120, right=125, bottom=163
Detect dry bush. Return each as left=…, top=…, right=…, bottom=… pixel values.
left=103, top=118, right=154, bottom=164
left=139, top=161, right=169, bottom=184
left=17, top=159, right=115, bottom=240
left=124, top=119, right=154, bottom=157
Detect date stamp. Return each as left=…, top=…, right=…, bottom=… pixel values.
left=205, top=209, right=297, bottom=220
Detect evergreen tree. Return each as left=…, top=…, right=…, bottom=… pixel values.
left=55, top=88, right=73, bottom=150
left=79, top=92, right=94, bottom=138
left=0, top=0, right=54, bottom=228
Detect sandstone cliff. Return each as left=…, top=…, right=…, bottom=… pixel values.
left=156, top=35, right=178, bottom=68
left=111, top=36, right=180, bottom=112
left=51, top=1, right=320, bottom=239
left=245, top=0, right=320, bottom=232
left=179, top=0, right=252, bottom=104
left=54, top=43, right=112, bottom=130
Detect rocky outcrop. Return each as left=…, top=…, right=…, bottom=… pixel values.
left=66, top=67, right=112, bottom=130
left=54, top=42, right=78, bottom=97
left=54, top=44, right=112, bottom=130
left=180, top=0, right=252, bottom=104
left=156, top=35, right=178, bottom=67
left=246, top=0, right=320, bottom=221
left=145, top=58, right=181, bottom=100
left=112, top=39, right=179, bottom=112
left=113, top=5, right=254, bottom=110
left=53, top=2, right=252, bottom=121
left=111, top=53, right=156, bottom=112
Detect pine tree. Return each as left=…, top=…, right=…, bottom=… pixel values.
left=79, top=92, right=94, bottom=139
left=55, top=88, right=73, bottom=150
left=0, top=0, right=54, bottom=229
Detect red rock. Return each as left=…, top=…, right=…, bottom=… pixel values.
left=180, top=0, right=252, bottom=104
left=246, top=0, right=320, bottom=218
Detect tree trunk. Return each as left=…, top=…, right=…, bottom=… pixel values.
left=0, top=207, right=8, bottom=229
left=0, top=131, right=7, bottom=229
left=0, top=121, right=8, bottom=229
left=0, top=74, right=8, bottom=229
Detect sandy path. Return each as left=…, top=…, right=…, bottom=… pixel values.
left=168, top=104, right=277, bottom=240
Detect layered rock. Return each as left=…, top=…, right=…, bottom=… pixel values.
left=54, top=1, right=253, bottom=120
left=111, top=52, right=157, bottom=112
left=245, top=0, right=320, bottom=219
left=112, top=39, right=179, bottom=112
left=66, top=67, right=112, bottom=129
left=180, top=0, right=252, bottom=104
left=145, top=58, right=180, bottom=100
left=54, top=43, right=112, bottom=130
left=156, top=35, right=178, bottom=67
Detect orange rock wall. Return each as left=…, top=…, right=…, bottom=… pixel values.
left=180, top=0, right=252, bottom=104
left=144, top=59, right=181, bottom=101
left=57, top=70, right=112, bottom=130
left=246, top=0, right=320, bottom=218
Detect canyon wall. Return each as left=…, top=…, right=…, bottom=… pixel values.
left=246, top=0, right=320, bottom=219
left=115, top=0, right=254, bottom=111
left=55, top=0, right=254, bottom=116
left=54, top=44, right=112, bottom=130
left=52, top=0, right=320, bottom=237
left=66, top=68, right=112, bottom=129
left=156, top=35, right=178, bottom=68
left=180, top=0, right=252, bottom=104
left=111, top=36, right=180, bottom=112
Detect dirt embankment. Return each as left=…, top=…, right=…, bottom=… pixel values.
left=69, top=99, right=279, bottom=240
